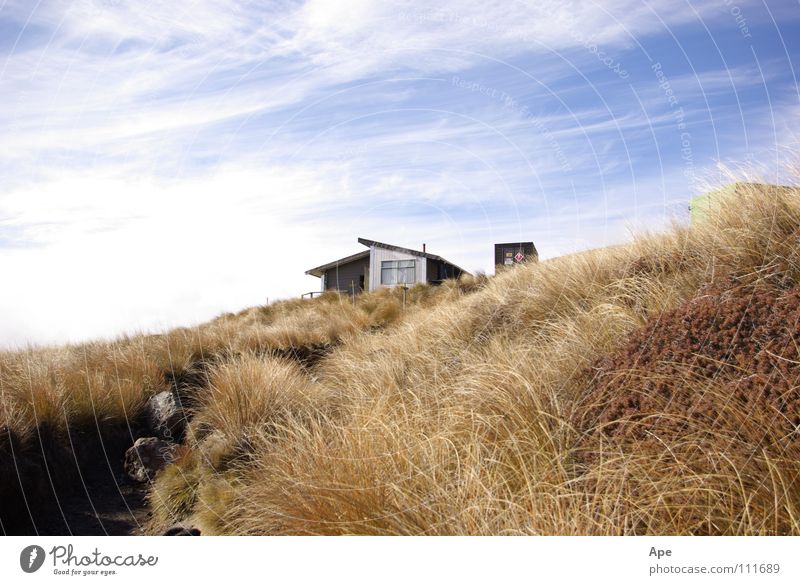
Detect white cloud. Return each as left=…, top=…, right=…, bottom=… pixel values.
left=0, top=0, right=795, bottom=347
left=0, top=164, right=345, bottom=346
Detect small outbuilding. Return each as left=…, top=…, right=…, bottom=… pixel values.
left=494, top=242, right=538, bottom=268
left=305, top=238, right=469, bottom=295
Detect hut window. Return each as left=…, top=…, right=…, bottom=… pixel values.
left=381, top=260, right=415, bottom=285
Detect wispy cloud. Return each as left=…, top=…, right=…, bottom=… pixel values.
left=1, top=0, right=798, bottom=346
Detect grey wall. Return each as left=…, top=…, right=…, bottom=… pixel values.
left=427, top=258, right=464, bottom=282
left=322, top=249, right=463, bottom=294
left=323, top=257, right=371, bottom=294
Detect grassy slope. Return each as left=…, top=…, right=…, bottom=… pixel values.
left=3, top=182, right=800, bottom=535
left=0, top=274, right=481, bottom=533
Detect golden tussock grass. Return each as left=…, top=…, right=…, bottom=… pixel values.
left=4, top=178, right=800, bottom=535
left=0, top=275, right=457, bottom=531
left=169, top=179, right=800, bottom=535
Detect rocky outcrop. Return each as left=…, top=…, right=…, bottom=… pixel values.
left=145, top=390, right=187, bottom=441
left=124, top=437, right=178, bottom=483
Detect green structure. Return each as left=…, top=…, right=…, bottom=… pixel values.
left=688, top=191, right=714, bottom=223
left=690, top=183, right=797, bottom=224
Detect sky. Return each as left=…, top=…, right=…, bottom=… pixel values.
left=1, top=0, right=799, bottom=348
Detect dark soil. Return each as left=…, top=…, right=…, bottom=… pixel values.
left=271, top=342, right=334, bottom=369
left=33, top=460, right=150, bottom=536
left=1, top=426, right=151, bottom=536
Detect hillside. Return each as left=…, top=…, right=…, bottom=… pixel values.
left=3, top=181, right=800, bottom=535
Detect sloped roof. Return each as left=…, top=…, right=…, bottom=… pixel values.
left=304, top=250, right=370, bottom=278
left=305, top=238, right=469, bottom=278
left=357, top=238, right=469, bottom=274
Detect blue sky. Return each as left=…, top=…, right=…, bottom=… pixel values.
left=0, top=0, right=798, bottom=347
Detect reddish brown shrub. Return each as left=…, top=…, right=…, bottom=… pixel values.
left=577, top=279, right=800, bottom=444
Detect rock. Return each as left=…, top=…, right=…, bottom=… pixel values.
left=124, top=437, right=178, bottom=483
left=163, top=524, right=201, bottom=536
left=145, top=390, right=186, bottom=441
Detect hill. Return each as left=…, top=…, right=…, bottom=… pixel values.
left=2, top=181, right=800, bottom=535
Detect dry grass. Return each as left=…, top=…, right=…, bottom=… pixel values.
left=188, top=354, right=332, bottom=444
left=4, top=180, right=800, bottom=535
left=0, top=277, right=460, bottom=531
left=174, top=181, right=800, bottom=535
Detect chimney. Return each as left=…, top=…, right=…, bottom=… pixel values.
left=423, top=243, right=426, bottom=253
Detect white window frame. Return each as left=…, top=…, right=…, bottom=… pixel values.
left=380, top=259, right=416, bottom=285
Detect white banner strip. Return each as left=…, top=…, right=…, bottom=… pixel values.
left=1, top=536, right=797, bottom=584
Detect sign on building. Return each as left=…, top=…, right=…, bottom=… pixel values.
left=494, top=242, right=538, bottom=268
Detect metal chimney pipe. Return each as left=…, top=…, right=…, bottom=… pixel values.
left=423, top=243, right=426, bottom=253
